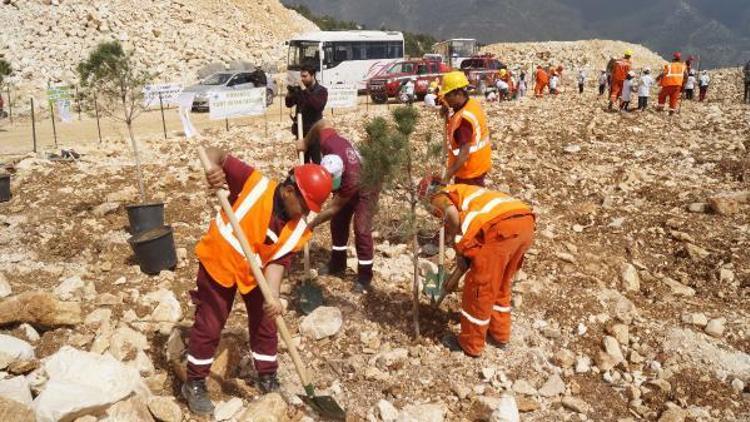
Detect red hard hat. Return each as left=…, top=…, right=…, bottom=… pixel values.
left=673, top=52, right=682, bottom=60
left=293, top=164, right=332, bottom=213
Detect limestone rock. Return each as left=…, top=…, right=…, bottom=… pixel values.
left=375, top=348, right=409, bottom=369
left=607, top=324, right=629, bottom=346
left=538, top=374, right=566, bottom=397
left=0, top=291, right=83, bottom=327
left=377, top=399, right=399, bottom=422
left=32, top=346, right=148, bottom=422
left=553, top=349, right=576, bottom=368
left=214, top=397, right=244, bottom=421
left=0, top=273, right=11, bottom=299
left=512, top=379, right=537, bottom=396
left=238, top=393, right=287, bottom=422
left=109, top=324, right=150, bottom=361
left=0, top=335, right=34, bottom=362
left=101, top=395, right=154, bottom=422
left=603, top=336, right=625, bottom=364
left=620, top=263, right=640, bottom=292
left=489, top=395, right=520, bottom=422
left=658, top=407, right=687, bottom=422
left=299, top=306, right=343, bottom=340
left=661, top=277, right=695, bottom=297
left=561, top=396, right=590, bottom=414
left=0, top=396, right=34, bottom=422
left=147, top=396, right=182, bottom=422
left=515, top=396, right=540, bottom=412
left=53, top=276, right=86, bottom=301
left=681, top=313, right=708, bottom=327
left=0, top=376, right=33, bottom=406
left=92, top=202, right=120, bottom=217
left=397, top=403, right=446, bottom=422
left=704, top=318, right=726, bottom=338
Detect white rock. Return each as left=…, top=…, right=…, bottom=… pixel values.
left=18, top=324, right=40, bottom=342
left=147, top=396, right=183, bottom=422
left=0, top=273, right=12, bottom=298
left=490, top=394, right=520, bottom=422
left=538, top=374, right=566, bottom=397
left=397, top=403, right=446, bottom=422
left=620, top=263, right=640, bottom=292
left=84, top=308, right=112, bottom=329
left=512, top=379, right=537, bottom=396
left=681, top=312, right=708, bottom=327
left=0, top=375, right=33, bottom=406
left=238, top=393, right=287, bottom=421
left=109, top=324, right=150, bottom=361
left=375, top=348, right=409, bottom=369
left=730, top=378, right=745, bottom=393
left=53, top=276, right=85, bottom=301
left=704, top=318, right=726, bottom=338
left=377, top=399, right=399, bottom=422
left=299, top=307, right=343, bottom=340
left=661, top=277, right=695, bottom=297
left=214, top=397, right=244, bottom=421
left=92, top=202, right=120, bottom=217
left=603, top=336, right=625, bottom=364
left=143, top=289, right=183, bottom=324
left=0, top=335, right=34, bottom=361
left=575, top=357, right=591, bottom=373
left=32, top=346, right=149, bottom=422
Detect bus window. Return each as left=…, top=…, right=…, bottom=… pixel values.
left=367, top=42, right=387, bottom=59
left=351, top=42, right=367, bottom=60
left=334, top=44, right=351, bottom=63
left=388, top=42, right=403, bottom=58
left=289, top=41, right=321, bottom=70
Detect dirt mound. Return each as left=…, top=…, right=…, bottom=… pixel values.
left=483, top=39, right=667, bottom=73
left=0, top=0, right=316, bottom=97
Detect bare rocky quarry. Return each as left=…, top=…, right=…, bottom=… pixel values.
left=1, top=2, right=749, bottom=422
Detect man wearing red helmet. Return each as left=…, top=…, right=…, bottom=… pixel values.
left=182, top=147, right=332, bottom=416
left=417, top=176, right=535, bottom=357
left=656, top=52, right=687, bottom=114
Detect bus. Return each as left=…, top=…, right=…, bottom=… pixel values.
left=432, top=38, right=478, bottom=69
left=287, top=31, right=404, bottom=90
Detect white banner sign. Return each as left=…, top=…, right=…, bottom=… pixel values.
left=175, top=92, right=198, bottom=138
left=208, top=88, right=266, bottom=120
left=325, top=85, right=358, bottom=109
left=143, top=83, right=184, bottom=107
left=56, top=99, right=73, bottom=123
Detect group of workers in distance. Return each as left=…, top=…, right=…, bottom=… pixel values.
left=179, top=68, right=536, bottom=416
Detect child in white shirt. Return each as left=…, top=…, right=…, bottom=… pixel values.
left=698, top=70, right=710, bottom=102
left=637, top=68, right=654, bottom=111
left=684, top=71, right=696, bottom=100
left=549, top=74, right=559, bottom=95
left=620, top=71, right=635, bottom=112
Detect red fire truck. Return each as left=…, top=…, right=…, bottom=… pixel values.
left=366, top=58, right=451, bottom=103
left=460, top=54, right=507, bottom=93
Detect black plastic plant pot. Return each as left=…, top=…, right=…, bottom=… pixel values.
left=126, top=202, right=165, bottom=234
left=0, top=175, right=9, bottom=203
left=128, top=225, right=177, bottom=275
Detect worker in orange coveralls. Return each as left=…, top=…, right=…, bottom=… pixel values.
left=608, top=50, right=632, bottom=110
left=418, top=176, right=535, bottom=357
left=534, top=65, right=549, bottom=97
left=656, top=52, right=687, bottom=115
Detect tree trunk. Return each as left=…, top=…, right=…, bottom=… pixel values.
left=411, top=227, right=420, bottom=338
left=126, top=122, right=147, bottom=203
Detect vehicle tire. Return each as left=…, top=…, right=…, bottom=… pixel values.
left=370, top=93, right=388, bottom=104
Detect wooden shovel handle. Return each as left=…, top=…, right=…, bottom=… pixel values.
left=198, top=147, right=311, bottom=387
left=296, top=114, right=312, bottom=279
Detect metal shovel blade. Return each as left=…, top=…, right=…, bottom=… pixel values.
left=300, top=386, right=346, bottom=421
left=422, top=265, right=446, bottom=302
left=297, top=280, right=324, bottom=315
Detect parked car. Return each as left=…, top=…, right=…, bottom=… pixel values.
left=366, top=59, right=451, bottom=103
left=183, top=69, right=277, bottom=111
left=460, top=54, right=506, bottom=94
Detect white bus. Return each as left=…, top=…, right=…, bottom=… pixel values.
left=287, top=31, right=405, bottom=90
left=432, top=38, right=478, bottom=69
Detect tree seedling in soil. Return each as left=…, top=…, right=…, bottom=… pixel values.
left=359, top=106, right=442, bottom=338
left=77, top=41, right=153, bottom=203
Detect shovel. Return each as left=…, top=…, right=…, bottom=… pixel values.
left=296, top=113, right=325, bottom=315
left=423, top=225, right=446, bottom=303
left=198, top=148, right=346, bottom=421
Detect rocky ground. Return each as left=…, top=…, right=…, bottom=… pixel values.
left=0, top=0, right=316, bottom=103
left=0, top=63, right=748, bottom=421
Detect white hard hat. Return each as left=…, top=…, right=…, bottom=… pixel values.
left=321, top=154, right=344, bottom=190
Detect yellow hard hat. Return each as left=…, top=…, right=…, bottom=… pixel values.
left=499, top=68, right=508, bottom=76
left=624, top=49, right=634, bottom=57
left=441, top=71, right=469, bottom=95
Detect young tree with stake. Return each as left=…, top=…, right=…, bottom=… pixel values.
left=359, top=106, right=442, bottom=337
left=77, top=41, right=152, bottom=202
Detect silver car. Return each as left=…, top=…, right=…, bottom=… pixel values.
left=183, top=70, right=277, bottom=111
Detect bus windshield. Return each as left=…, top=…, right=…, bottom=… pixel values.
left=288, top=41, right=321, bottom=70
left=451, top=40, right=476, bottom=57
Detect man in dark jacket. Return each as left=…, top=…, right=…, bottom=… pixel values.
left=286, top=65, right=328, bottom=163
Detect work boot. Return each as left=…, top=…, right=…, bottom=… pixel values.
left=441, top=334, right=479, bottom=358
left=328, top=250, right=347, bottom=277
left=487, top=336, right=509, bottom=350
left=181, top=379, right=214, bottom=416
left=257, top=373, right=280, bottom=393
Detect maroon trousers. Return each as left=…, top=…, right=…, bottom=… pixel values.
left=186, top=264, right=278, bottom=380
left=330, top=188, right=379, bottom=279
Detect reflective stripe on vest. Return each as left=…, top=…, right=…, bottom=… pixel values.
left=450, top=110, right=490, bottom=157
left=461, top=188, right=487, bottom=211
left=455, top=196, right=519, bottom=244
left=270, top=219, right=308, bottom=261
left=215, top=177, right=270, bottom=255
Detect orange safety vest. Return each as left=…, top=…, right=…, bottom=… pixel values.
left=195, top=170, right=311, bottom=294
left=535, top=69, right=549, bottom=85
left=612, top=59, right=631, bottom=82
left=442, top=184, right=532, bottom=252
left=446, top=98, right=492, bottom=179
left=661, top=62, right=686, bottom=87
